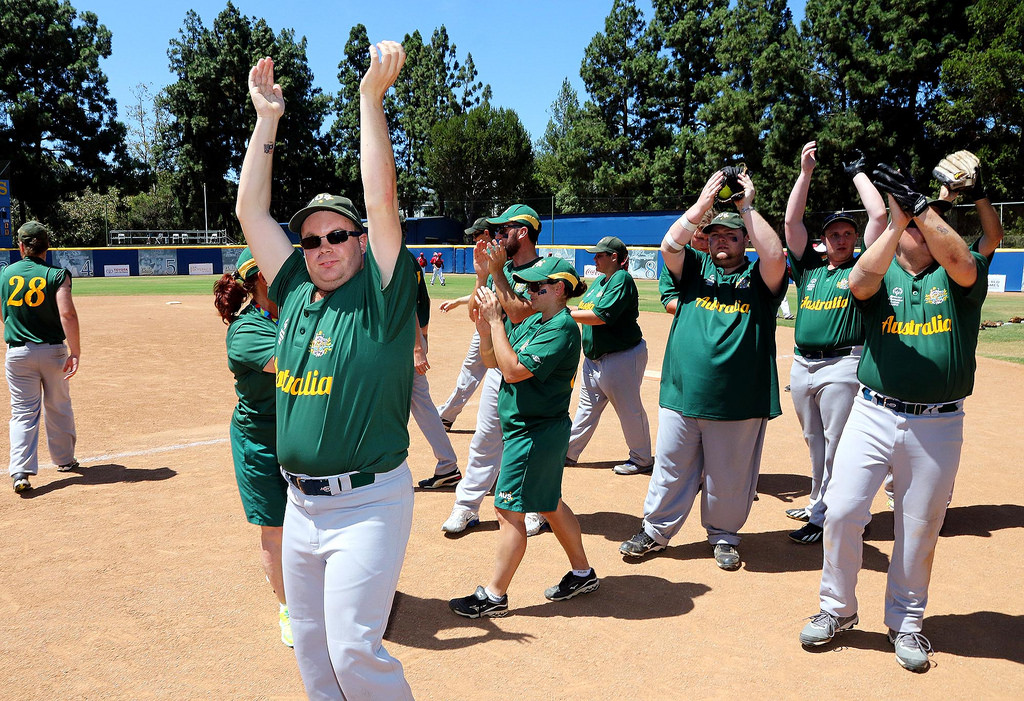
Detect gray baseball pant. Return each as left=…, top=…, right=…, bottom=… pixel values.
left=451, top=367, right=503, bottom=514
left=410, top=371, right=459, bottom=476
left=437, top=331, right=487, bottom=424
left=789, top=350, right=860, bottom=526
left=819, top=393, right=964, bottom=633
left=282, top=464, right=414, bottom=701
left=6, top=342, right=76, bottom=476
left=566, top=340, right=652, bottom=466
left=642, top=408, right=767, bottom=547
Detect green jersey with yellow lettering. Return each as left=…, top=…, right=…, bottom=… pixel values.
left=498, top=307, right=581, bottom=433
left=0, top=256, right=68, bottom=344
left=788, top=242, right=864, bottom=352
left=856, top=253, right=988, bottom=403
left=577, top=268, right=642, bottom=359
left=660, top=249, right=783, bottom=420
left=226, top=303, right=277, bottom=434
left=268, top=245, right=416, bottom=476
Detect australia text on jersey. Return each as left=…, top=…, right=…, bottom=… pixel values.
left=695, top=297, right=750, bottom=314
left=276, top=369, right=333, bottom=396
left=800, top=297, right=849, bottom=311
left=880, top=314, right=952, bottom=337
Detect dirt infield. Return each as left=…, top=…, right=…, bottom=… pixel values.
left=1, top=292, right=1022, bottom=700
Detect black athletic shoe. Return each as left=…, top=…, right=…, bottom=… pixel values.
left=789, top=523, right=824, bottom=544
left=449, top=586, right=509, bottom=618
left=12, top=472, right=31, bottom=494
left=544, top=570, right=600, bottom=601
left=57, top=459, right=80, bottom=473
left=619, top=529, right=666, bottom=557
left=417, top=469, right=462, bottom=489
left=440, top=418, right=454, bottom=432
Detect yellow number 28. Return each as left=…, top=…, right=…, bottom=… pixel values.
left=6, top=276, right=47, bottom=307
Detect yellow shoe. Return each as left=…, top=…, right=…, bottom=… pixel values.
left=279, top=606, right=293, bottom=648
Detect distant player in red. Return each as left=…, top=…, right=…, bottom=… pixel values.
left=430, top=251, right=446, bottom=286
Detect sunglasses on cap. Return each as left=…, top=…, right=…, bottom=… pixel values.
left=526, top=281, right=558, bottom=292
left=299, top=229, right=358, bottom=250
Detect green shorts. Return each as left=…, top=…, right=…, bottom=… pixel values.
left=494, top=417, right=570, bottom=513
left=230, top=418, right=287, bottom=527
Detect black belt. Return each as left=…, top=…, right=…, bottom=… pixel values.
left=861, top=388, right=962, bottom=416
left=796, top=346, right=854, bottom=360
left=283, top=470, right=376, bottom=496
left=7, top=341, right=62, bottom=348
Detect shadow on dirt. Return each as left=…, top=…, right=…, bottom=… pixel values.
left=18, top=463, right=177, bottom=498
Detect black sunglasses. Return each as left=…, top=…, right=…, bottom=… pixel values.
left=526, top=281, right=556, bottom=292
left=299, top=229, right=358, bottom=250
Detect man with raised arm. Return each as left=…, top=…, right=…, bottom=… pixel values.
left=798, top=165, right=988, bottom=674
left=235, top=43, right=416, bottom=700
left=619, top=169, right=787, bottom=571
left=781, top=142, right=887, bottom=544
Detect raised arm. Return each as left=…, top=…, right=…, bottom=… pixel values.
left=849, top=154, right=888, bottom=248
left=974, top=197, right=1004, bottom=258
left=914, top=207, right=978, bottom=288
left=784, top=141, right=815, bottom=258
left=849, top=193, right=908, bottom=300
left=474, top=287, right=533, bottom=382
left=235, top=57, right=295, bottom=286
left=359, top=41, right=405, bottom=288
left=737, top=172, right=786, bottom=296
left=661, top=171, right=724, bottom=280
left=484, top=242, right=534, bottom=324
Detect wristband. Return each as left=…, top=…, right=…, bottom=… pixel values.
left=663, top=232, right=685, bottom=252
left=678, top=215, right=698, bottom=233
left=739, top=205, right=755, bottom=214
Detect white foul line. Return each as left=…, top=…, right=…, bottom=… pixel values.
left=79, top=438, right=229, bottom=465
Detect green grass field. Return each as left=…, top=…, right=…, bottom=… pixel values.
left=74, top=272, right=1024, bottom=363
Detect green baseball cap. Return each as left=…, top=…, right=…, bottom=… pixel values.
left=464, top=217, right=490, bottom=237
left=288, top=193, right=364, bottom=234
left=703, top=212, right=746, bottom=234
left=234, top=247, right=260, bottom=281
left=487, top=204, right=541, bottom=233
left=585, top=235, right=627, bottom=258
left=512, top=256, right=581, bottom=291
left=17, top=221, right=50, bottom=248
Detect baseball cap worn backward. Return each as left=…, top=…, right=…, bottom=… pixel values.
left=487, top=204, right=541, bottom=234
left=511, top=256, right=580, bottom=289
left=465, top=217, right=490, bottom=236
left=822, top=211, right=857, bottom=233
left=288, top=193, right=364, bottom=234
left=18, top=221, right=50, bottom=247
left=234, top=247, right=260, bottom=281
left=585, top=235, right=627, bottom=258
left=704, top=211, right=746, bottom=234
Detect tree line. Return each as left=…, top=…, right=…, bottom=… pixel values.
left=0, top=0, right=1020, bottom=246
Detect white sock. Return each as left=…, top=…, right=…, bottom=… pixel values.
left=572, top=568, right=593, bottom=578
left=484, top=587, right=504, bottom=602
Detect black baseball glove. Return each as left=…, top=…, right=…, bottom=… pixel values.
left=842, top=149, right=867, bottom=178
left=871, top=163, right=929, bottom=216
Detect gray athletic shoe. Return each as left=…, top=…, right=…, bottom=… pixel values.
left=57, top=459, right=80, bottom=473
left=619, top=529, right=666, bottom=557
left=800, top=611, right=859, bottom=646
left=789, top=523, right=824, bottom=544
left=889, top=630, right=932, bottom=672
left=12, top=472, right=31, bottom=494
left=713, top=544, right=741, bottom=570
left=441, top=508, right=479, bottom=534
left=785, top=507, right=811, bottom=521
left=612, top=461, right=653, bottom=475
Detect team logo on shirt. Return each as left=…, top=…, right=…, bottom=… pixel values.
left=735, top=277, right=750, bottom=289
left=925, top=287, right=949, bottom=305
left=805, top=279, right=818, bottom=292
left=497, top=491, right=514, bottom=504
left=888, top=287, right=904, bottom=307
left=308, top=331, right=334, bottom=357
left=704, top=275, right=716, bottom=287
left=836, top=278, right=850, bottom=290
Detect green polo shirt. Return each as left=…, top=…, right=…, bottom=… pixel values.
left=856, top=252, right=988, bottom=403
left=788, top=242, right=864, bottom=352
left=498, top=307, right=581, bottom=432
left=577, top=268, right=642, bottom=359
left=1, top=256, right=69, bottom=345
left=659, top=249, right=783, bottom=420
left=226, top=304, right=277, bottom=424
left=268, top=245, right=416, bottom=476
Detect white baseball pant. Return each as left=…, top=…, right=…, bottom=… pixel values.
left=437, top=331, right=487, bottom=424
left=450, top=367, right=503, bottom=514
left=410, top=371, right=458, bottom=476
left=6, top=342, right=76, bottom=476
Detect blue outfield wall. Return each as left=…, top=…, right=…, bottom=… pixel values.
left=3, top=244, right=1023, bottom=292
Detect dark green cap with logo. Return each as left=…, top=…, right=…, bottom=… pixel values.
left=465, top=217, right=491, bottom=237
left=487, top=204, right=541, bottom=234
left=288, top=193, right=364, bottom=234
left=585, top=235, right=628, bottom=258
left=704, top=211, right=746, bottom=234
left=512, top=256, right=582, bottom=292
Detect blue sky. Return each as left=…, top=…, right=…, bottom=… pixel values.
left=81, top=0, right=806, bottom=141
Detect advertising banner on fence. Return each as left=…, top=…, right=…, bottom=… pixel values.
left=627, top=249, right=658, bottom=279
left=188, top=263, right=214, bottom=275
left=139, top=249, right=178, bottom=276
left=53, top=250, right=95, bottom=278
left=104, top=264, right=131, bottom=277
left=988, top=274, right=1006, bottom=293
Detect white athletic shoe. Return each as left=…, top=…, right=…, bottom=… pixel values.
left=525, top=512, right=550, bottom=536
left=612, top=461, right=653, bottom=475
left=442, top=508, right=479, bottom=534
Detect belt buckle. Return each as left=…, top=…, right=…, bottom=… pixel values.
left=883, top=398, right=899, bottom=411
